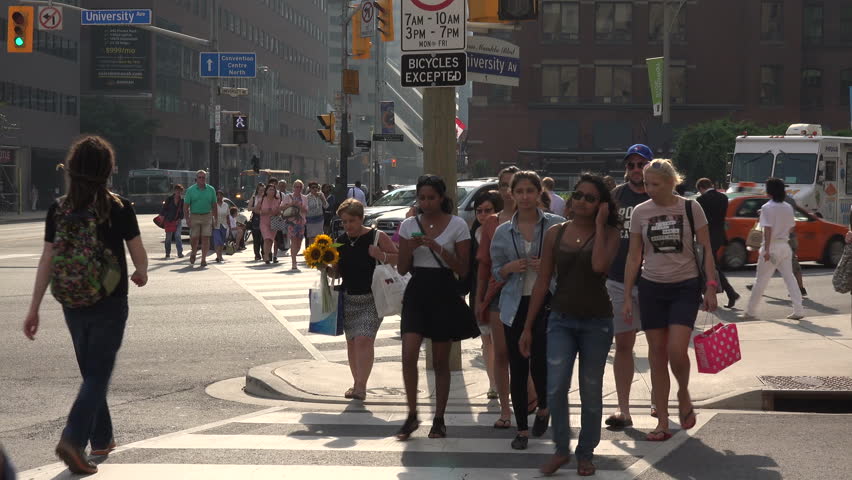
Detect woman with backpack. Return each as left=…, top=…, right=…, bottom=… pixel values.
left=23, top=135, right=148, bottom=475
left=159, top=184, right=184, bottom=259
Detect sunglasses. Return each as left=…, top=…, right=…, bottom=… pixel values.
left=475, top=207, right=495, bottom=214
left=571, top=191, right=599, bottom=203
left=626, top=162, right=648, bottom=170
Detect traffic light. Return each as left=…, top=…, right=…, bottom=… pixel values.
left=351, top=7, right=372, bottom=59
left=391, top=158, right=397, bottom=168
left=376, top=0, right=394, bottom=42
left=232, top=115, right=248, bottom=144
left=7, top=6, right=34, bottom=53
left=317, top=113, right=335, bottom=143
left=498, top=0, right=538, bottom=21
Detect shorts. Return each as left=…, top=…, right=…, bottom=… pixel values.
left=212, top=226, right=227, bottom=247
left=190, top=213, right=212, bottom=237
left=606, top=279, right=640, bottom=335
left=637, top=277, right=701, bottom=331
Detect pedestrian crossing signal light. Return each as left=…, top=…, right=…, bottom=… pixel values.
left=391, top=158, right=397, bottom=168
left=376, top=0, right=394, bottom=42
left=317, top=114, right=335, bottom=144
left=7, top=6, right=34, bottom=53
left=498, top=0, right=538, bottom=21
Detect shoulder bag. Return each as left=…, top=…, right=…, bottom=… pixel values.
left=415, top=215, right=471, bottom=296
left=831, top=242, right=852, bottom=294
left=268, top=196, right=288, bottom=231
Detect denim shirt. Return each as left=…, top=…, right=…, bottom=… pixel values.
left=491, top=209, right=565, bottom=326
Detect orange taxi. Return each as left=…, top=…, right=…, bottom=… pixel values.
left=720, top=194, right=848, bottom=269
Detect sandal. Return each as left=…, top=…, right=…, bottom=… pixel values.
left=351, top=391, right=367, bottom=401
left=428, top=417, right=446, bottom=439
left=344, top=388, right=355, bottom=399
left=679, top=407, right=697, bottom=430
left=577, top=459, right=596, bottom=477
left=510, top=434, right=529, bottom=450
left=650, top=405, right=658, bottom=418
left=395, top=414, right=420, bottom=441
left=605, top=414, right=634, bottom=429
left=493, top=417, right=511, bottom=429
left=539, top=453, right=571, bottom=475
left=486, top=389, right=498, bottom=400
left=646, top=429, right=672, bottom=442
left=528, top=399, right=538, bottom=415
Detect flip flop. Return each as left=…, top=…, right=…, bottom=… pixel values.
left=605, top=414, right=634, bottom=428
left=344, top=388, right=355, bottom=399
left=646, top=429, right=672, bottom=442
left=679, top=407, right=697, bottom=430
left=493, top=417, right=511, bottom=429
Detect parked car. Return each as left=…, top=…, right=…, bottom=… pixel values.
left=721, top=194, right=848, bottom=269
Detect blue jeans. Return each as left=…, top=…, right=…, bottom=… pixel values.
left=546, top=311, right=613, bottom=460
left=164, top=229, right=183, bottom=257
left=61, top=296, right=128, bottom=449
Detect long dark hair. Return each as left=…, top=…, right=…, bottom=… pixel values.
left=470, top=189, right=503, bottom=233
left=416, top=174, right=453, bottom=214
left=62, top=135, right=121, bottom=222
left=575, top=173, right=620, bottom=227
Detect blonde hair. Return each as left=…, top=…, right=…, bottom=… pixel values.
left=293, top=179, right=304, bottom=189
left=643, top=159, right=684, bottom=185
left=336, top=198, right=365, bottom=218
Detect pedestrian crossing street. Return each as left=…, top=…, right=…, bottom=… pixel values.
left=20, top=404, right=707, bottom=480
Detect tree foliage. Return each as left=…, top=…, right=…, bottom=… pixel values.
left=80, top=96, right=159, bottom=164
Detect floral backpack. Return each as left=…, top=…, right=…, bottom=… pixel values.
left=50, top=202, right=121, bottom=308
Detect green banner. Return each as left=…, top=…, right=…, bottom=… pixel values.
left=646, top=57, right=663, bottom=117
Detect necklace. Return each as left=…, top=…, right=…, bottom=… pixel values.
left=347, top=234, right=360, bottom=247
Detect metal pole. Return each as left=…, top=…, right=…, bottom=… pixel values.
left=662, top=0, right=671, bottom=125
left=374, top=10, right=382, bottom=197
left=209, top=0, right=220, bottom=187
left=337, top=0, right=350, bottom=201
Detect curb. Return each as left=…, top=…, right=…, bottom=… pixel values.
left=0, top=215, right=45, bottom=225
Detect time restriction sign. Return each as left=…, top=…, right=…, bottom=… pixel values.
left=401, top=0, right=466, bottom=52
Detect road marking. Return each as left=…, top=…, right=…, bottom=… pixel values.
left=620, top=411, right=717, bottom=479
left=0, top=254, right=39, bottom=260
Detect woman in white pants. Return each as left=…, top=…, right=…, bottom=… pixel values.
left=744, top=178, right=804, bottom=320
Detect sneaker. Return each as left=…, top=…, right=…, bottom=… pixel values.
left=786, top=313, right=805, bottom=320
left=511, top=434, right=529, bottom=450
left=177, top=252, right=184, bottom=258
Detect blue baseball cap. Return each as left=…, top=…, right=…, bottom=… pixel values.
left=623, top=144, right=653, bottom=163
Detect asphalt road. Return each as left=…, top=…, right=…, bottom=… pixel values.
left=1, top=214, right=850, bottom=477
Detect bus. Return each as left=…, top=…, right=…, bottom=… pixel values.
left=234, top=169, right=291, bottom=203
left=727, top=124, right=852, bottom=226
left=127, top=168, right=196, bottom=212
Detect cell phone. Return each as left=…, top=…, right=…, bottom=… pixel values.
left=411, top=232, right=424, bottom=237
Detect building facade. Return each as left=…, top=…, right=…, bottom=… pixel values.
left=467, top=0, right=852, bottom=187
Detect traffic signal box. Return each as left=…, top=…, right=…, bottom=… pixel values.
left=469, top=0, right=538, bottom=22
left=232, top=115, right=249, bottom=144
left=375, top=0, right=394, bottom=42
left=351, top=7, right=372, bottom=60
left=317, top=113, right=335, bottom=144
left=7, top=6, right=34, bottom=53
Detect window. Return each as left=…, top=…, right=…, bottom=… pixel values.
left=841, top=7, right=852, bottom=43
left=649, top=2, right=687, bottom=42
left=801, top=69, right=822, bottom=107
left=541, top=64, right=578, bottom=100
left=841, top=69, right=852, bottom=104
left=761, top=2, right=783, bottom=41
left=760, top=65, right=783, bottom=105
left=803, top=4, right=823, bottom=45
left=542, top=1, right=579, bottom=41
left=595, top=3, right=632, bottom=41
left=594, top=65, right=632, bottom=103
left=670, top=66, right=686, bottom=104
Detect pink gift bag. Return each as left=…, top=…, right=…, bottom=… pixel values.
left=693, top=322, right=741, bottom=374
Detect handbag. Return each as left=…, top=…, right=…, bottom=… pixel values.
left=164, top=220, right=178, bottom=233
left=414, top=215, right=471, bottom=296
left=370, top=230, right=409, bottom=317
left=685, top=200, right=720, bottom=295
left=309, top=282, right=344, bottom=336
left=746, top=222, right=763, bottom=251
left=153, top=215, right=165, bottom=229
left=831, top=242, right=852, bottom=294
left=693, top=313, right=742, bottom=374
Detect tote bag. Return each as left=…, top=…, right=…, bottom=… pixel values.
left=309, top=283, right=344, bottom=336
left=369, top=231, right=409, bottom=317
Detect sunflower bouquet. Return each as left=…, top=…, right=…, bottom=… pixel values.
left=303, top=234, right=342, bottom=312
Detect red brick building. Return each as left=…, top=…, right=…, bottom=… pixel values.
left=467, top=0, right=852, bottom=187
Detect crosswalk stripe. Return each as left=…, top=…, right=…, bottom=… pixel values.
left=267, top=297, right=310, bottom=306
left=293, top=317, right=400, bottom=331
left=308, top=328, right=400, bottom=344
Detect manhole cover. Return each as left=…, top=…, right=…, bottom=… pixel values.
left=758, top=376, right=852, bottom=391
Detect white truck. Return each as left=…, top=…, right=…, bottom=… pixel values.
left=726, top=124, right=852, bottom=227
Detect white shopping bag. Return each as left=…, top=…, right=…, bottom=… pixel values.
left=371, top=264, right=409, bottom=318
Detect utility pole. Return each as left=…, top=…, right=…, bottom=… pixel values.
left=337, top=0, right=352, bottom=202
left=372, top=5, right=383, bottom=198
left=662, top=0, right=671, bottom=125
left=209, top=0, right=220, bottom=186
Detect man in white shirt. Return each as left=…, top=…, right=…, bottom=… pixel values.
left=347, top=180, right=367, bottom=203
left=542, top=177, right=565, bottom=215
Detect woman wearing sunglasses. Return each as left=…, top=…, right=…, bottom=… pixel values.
left=490, top=171, right=564, bottom=451
left=520, top=174, right=620, bottom=476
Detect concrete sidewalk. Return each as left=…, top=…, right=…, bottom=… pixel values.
left=245, top=313, right=852, bottom=410
left=0, top=210, right=47, bottom=224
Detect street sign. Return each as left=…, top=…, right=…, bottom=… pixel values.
left=38, top=6, right=63, bottom=31
left=200, top=52, right=257, bottom=78
left=80, top=9, right=151, bottom=25
left=219, top=86, right=249, bottom=97
left=466, top=36, right=520, bottom=87
left=401, top=0, right=466, bottom=52
left=401, top=52, right=466, bottom=88
left=214, top=104, right=222, bottom=143
left=373, top=133, right=404, bottom=142
left=356, top=140, right=372, bottom=148
left=360, top=1, right=375, bottom=38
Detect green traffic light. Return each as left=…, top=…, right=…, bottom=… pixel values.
left=14, top=37, right=24, bottom=47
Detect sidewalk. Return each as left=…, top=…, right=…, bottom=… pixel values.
left=246, top=313, right=852, bottom=410
left=0, top=210, right=46, bottom=224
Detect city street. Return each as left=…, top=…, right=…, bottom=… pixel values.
left=1, top=215, right=850, bottom=479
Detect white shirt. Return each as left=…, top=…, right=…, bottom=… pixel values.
left=398, top=215, right=470, bottom=268
left=347, top=186, right=366, bottom=203
left=549, top=191, right=565, bottom=216
left=759, top=200, right=796, bottom=242
left=521, top=239, right=538, bottom=295
left=215, top=202, right=230, bottom=228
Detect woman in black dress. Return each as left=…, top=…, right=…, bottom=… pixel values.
left=395, top=175, right=480, bottom=440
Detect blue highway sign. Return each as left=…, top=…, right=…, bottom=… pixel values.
left=81, top=9, right=152, bottom=25
left=200, top=52, right=257, bottom=78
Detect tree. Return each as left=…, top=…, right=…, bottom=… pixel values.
left=80, top=96, right=159, bottom=168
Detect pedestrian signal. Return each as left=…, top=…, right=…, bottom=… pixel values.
left=498, top=0, right=538, bottom=21
left=7, top=6, right=34, bottom=53
left=232, top=115, right=248, bottom=144
left=317, top=114, right=335, bottom=144
left=376, top=0, right=394, bottom=42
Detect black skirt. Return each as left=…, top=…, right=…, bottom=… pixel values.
left=401, top=267, right=480, bottom=342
